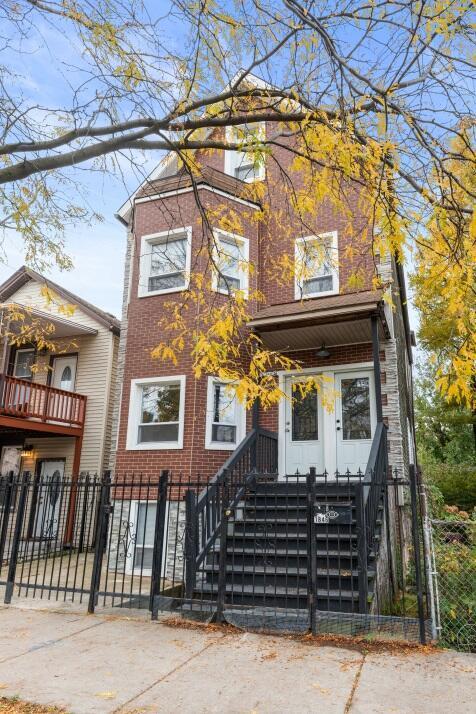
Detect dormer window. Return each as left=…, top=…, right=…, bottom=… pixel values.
left=139, top=227, right=192, bottom=297
left=295, top=232, right=339, bottom=299
left=224, top=123, right=265, bottom=183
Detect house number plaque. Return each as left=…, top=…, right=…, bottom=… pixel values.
left=314, top=503, right=352, bottom=525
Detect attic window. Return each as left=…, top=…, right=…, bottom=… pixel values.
left=224, top=123, right=265, bottom=183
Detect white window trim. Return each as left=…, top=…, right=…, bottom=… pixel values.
left=211, top=229, right=249, bottom=298
left=126, top=375, right=186, bottom=450
left=224, top=123, right=266, bottom=182
left=138, top=226, right=192, bottom=298
left=13, top=348, right=35, bottom=379
left=205, top=376, right=246, bottom=451
left=294, top=231, right=339, bottom=300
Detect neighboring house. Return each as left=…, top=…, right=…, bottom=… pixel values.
left=109, top=84, right=417, bottom=610
left=0, top=267, right=120, bottom=497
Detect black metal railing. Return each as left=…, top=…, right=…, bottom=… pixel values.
left=184, top=427, right=278, bottom=598
left=355, top=422, right=388, bottom=613
left=0, top=461, right=429, bottom=644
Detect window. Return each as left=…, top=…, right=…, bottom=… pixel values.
left=224, top=123, right=265, bottom=182
left=205, top=378, right=245, bottom=450
left=138, top=227, right=192, bottom=297
left=295, top=232, right=339, bottom=299
left=212, top=230, right=249, bottom=297
left=126, top=376, right=186, bottom=450
left=13, top=349, right=35, bottom=379
left=124, top=500, right=169, bottom=576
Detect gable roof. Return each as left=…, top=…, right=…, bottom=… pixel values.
left=135, top=165, right=261, bottom=208
left=116, top=70, right=271, bottom=224
left=0, top=266, right=120, bottom=335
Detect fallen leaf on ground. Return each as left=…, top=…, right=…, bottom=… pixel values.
left=260, top=651, right=277, bottom=661
left=311, top=683, right=330, bottom=694
left=95, top=692, right=116, bottom=700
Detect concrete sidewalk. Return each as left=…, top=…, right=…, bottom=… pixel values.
left=0, top=603, right=474, bottom=714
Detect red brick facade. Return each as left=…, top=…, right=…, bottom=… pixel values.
left=115, top=133, right=383, bottom=479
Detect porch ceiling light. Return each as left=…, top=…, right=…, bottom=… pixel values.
left=316, top=344, right=330, bottom=359
left=21, top=445, right=34, bottom=458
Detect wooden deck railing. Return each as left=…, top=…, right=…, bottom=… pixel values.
left=0, top=374, right=86, bottom=429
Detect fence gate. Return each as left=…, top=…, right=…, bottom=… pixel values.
left=0, top=472, right=101, bottom=605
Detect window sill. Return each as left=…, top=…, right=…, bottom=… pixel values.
left=126, top=442, right=183, bottom=451
left=138, top=285, right=188, bottom=299
left=212, top=286, right=249, bottom=299
left=294, top=289, right=339, bottom=300
left=205, top=442, right=237, bottom=451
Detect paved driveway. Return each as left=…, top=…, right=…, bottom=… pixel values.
left=0, top=603, right=474, bottom=713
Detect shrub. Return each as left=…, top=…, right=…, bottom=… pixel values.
left=424, top=465, right=476, bottom=513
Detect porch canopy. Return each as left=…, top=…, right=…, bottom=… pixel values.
left=6, top=304, right=98, bottom=339
left=247, top=289, right=389, bottom=352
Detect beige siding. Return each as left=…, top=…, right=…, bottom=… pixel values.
left=6, top=280, right=118, bottom=476
left=21, top=438, right=75, bottom=476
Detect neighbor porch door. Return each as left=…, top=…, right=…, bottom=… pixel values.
left=34, top=459, right=65, bottom=539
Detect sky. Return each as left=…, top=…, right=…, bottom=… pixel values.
left=0, top=4, right=420, bottom=331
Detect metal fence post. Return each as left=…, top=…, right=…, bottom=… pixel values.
left=0, top=471, right=14, bottom=568
left=216, top=476, right=230, bottom=623
left=4, top=471, right=29, bottom=604
left=355, top=482, right=369, bottom=614
left=409, top=464, right=427, bottom=644
left=307, top=467, right=317, bottom=634
left=184, top=487, right=198, bottom=600
left=150, top=470, right=169, bottom=619
left=88, top=472, right=111, bottom=614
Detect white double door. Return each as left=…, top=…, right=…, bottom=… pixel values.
left=283, top=369, right=376, bottom=476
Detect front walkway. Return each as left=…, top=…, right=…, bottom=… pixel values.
left=0, top=603, right=474, bottom=714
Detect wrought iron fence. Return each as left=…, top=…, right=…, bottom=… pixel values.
left=430, top=519, right=476, bottom=652
left=0, top=468, right=430, bottom=643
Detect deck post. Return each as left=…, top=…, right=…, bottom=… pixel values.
left=64, top=433, right=83, bottom=545
left=371, top=315, right=383, bottom=423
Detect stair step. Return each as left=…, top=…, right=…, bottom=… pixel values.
left=203, top=564, right=370, bottom=578
left=198, top=581, right=363, bottom=601
left=227, top=524, right=364, bottom=542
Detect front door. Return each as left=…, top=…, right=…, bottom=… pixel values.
left=34, top=460, right=65, bottom=539
left=284, top=377, right=324, bottom=475
left=335, top=371, right=376, bottom=474
left=52, top=355, right=77, bottom=392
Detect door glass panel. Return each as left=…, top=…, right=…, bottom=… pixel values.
left=60, top=366, right=72, bottom=390
left=341, top=377, right=371, bottom=440
left=292, top=386, right=318, bottom=441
